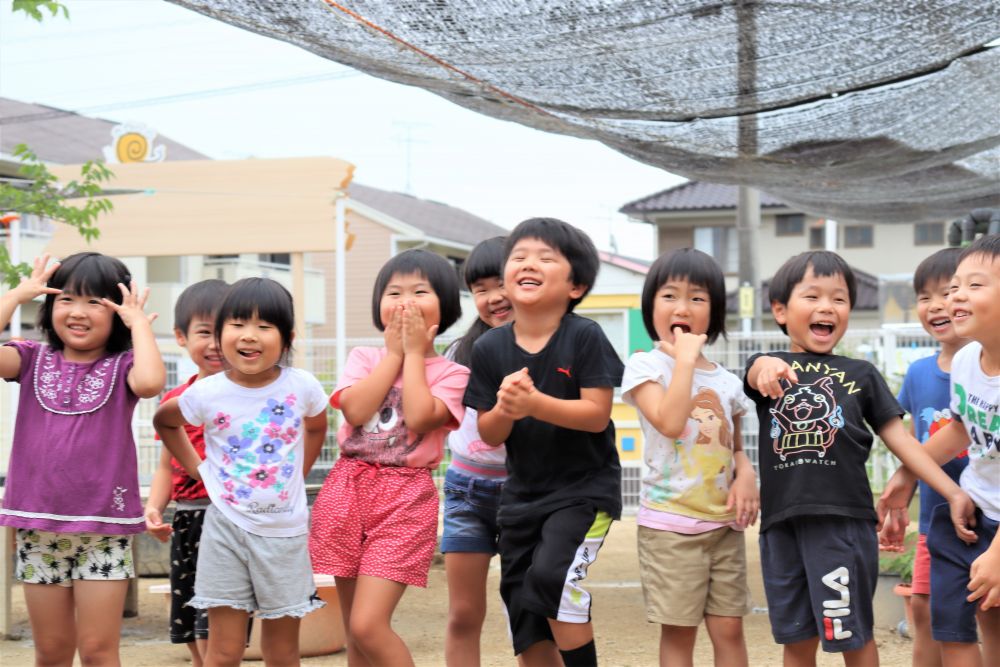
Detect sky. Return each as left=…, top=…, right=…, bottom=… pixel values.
left=0, top=0, right=683, bottom=260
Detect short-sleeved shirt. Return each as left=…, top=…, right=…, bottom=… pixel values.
left=0, top=340, right=143, bottom=535
left=331, top=347, right=469, bottom=469
left=464, top=313, right=625, bottom=519
left=949, top=342, right=1000, bottom=522
left=178, top=367, right=328, bottom=537
left=159, top=375, right=209, bottom=502
left=622, top=348, right=752, bottom=522
left=897, top=353, right=968, bottom=533
left=743, top=352, right=903, bottom=532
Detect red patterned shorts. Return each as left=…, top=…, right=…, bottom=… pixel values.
left=309, top=457, right=439, bottom=587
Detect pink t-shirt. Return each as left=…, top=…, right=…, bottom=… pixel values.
left=331, top=347, right=469, bottom=469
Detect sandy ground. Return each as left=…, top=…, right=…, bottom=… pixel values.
left=0, top=516, right=914, bottom=666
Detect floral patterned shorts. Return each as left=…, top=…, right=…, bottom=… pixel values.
left=15, top=529, right=134, bottom=587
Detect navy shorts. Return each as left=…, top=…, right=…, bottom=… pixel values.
left=440, top=467, right=503, bottom=554
left=759, top=516, right=877, bottom=653
left=927, top=503, right=999, bottom=644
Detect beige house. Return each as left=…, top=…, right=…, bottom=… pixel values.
left=621, top=181, right=950, bottom=328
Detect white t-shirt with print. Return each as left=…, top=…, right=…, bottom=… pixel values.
left=950, top=342, right=1000, bottom=522
left=179, top=367, right=328, bottom=537
left=622, top=349, right=752, bottom=522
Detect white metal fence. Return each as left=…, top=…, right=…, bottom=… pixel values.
left=1, top=327, right=934, bottom=509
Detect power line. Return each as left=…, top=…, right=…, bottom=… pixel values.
left=0, top=71, right=359, bottom=125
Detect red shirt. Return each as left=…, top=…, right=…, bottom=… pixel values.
left=159, top=375, right=209, bottom=501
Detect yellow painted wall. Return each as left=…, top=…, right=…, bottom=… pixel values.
left=580, top=293, right=641, bottom=309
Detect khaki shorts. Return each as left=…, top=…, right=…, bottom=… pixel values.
left=638, top=525, right=751, bottom=626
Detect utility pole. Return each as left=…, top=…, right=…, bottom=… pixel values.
left=393, top=121, right=428, bottom=195
left=736, top=1, right=762, bottom=331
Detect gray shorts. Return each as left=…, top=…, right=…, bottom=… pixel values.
left=190, top=505, right=324, bottom=620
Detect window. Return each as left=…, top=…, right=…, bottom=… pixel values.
left=843, top=225, right=874, bottom=248
left=809, top=223, right=826, bottom=249
left=775, top=214, right=805, bottom=236
left=582, top=311, right=627, bottom=361
left=693, top=226, right=738, bottom=272
left=914, top=222, right=944, bottom=246
left=258, top=253, right=291, bottom=265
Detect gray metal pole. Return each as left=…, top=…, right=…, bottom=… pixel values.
left=736, top=1, right=762, bottom=331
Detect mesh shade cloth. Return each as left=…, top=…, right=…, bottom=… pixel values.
left=170, top=0, right=1000, bottom=222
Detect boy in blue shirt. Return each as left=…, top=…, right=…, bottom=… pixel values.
left=889, top=248, right=968, bottom=667
left=744, top=250, right=976, bottom=667
left=882, top=234, right=1000, bottom=667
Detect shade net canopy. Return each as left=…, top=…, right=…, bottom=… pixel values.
left=170, top=0, right=1000, bottom=222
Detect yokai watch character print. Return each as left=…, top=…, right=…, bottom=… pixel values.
left=341, top=386, right=423, bottom=466
left=769, top=376, right=845, bottom=461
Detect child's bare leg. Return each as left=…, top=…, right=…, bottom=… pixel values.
left=911, top=594, right=942, bottom=667
left=74, top=579, right=129, bottom=667
left=939, top=642, right=982, bottom=667
left=334, top=577, right=370, bottom=667
left=548, top=618, right=592, bottom=650
left=704, top=614, right=748, bottom=667
left=518, top=640, right=564, bottom=667
left=186, top=640, right=205, bottom=667
left=978, top=607, right=1000, bottom=667
left=259, top=616, right=301, bottom=667
left=347, top=575, right=412, bottom=667
left=842, top=638, right=878, bottom=667
left=204, top=607, right=252, bottom=667
left=783, top=637, right=819, bottom=667
left=659, top=624, right=697, bottom=667
left=23, top=583, right=76, bottom=667
left=445, top=552, right=492, bottom=667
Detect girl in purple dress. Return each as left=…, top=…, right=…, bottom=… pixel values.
left=0, top=252, right=165, bottom=666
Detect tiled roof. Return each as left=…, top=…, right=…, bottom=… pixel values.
left=597, top=250, right=651, bottom=274
left=726, top=267, right=879, bottom=313
left=620, top=180, right=789, bottom=215
left=0, top=97, right=207, bottom=164
left=348, top=183, right=506, bottom=248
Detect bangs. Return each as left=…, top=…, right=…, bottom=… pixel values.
left=641, top=248, right=727, bottom=344
left=215, top=278, right=294, bottom=352
left=53, top=253, right=131, bottom=302
left=463, top=236, right=505, bottom=286
left=913, top=248, right=961, bottom=293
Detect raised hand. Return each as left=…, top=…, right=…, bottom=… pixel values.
left=401, top=300, right=437, bottom=355
left=658, top=326, right=707, bottom=365
left=11, top=254, right=61, bottom=304
left=752, top=356, right=799, bottom=399
left=384, top=303, right=404, bottom=357
left=103, top=281, right=157, bottom=329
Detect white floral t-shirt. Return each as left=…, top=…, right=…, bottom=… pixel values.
left=178, top=367, right=328, bottom=537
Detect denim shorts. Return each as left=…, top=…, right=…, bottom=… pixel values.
left=440, top=466, right=503, bottom=554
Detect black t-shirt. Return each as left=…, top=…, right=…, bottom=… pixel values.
left=464, top=313, right=624, bottom=519
left=743, top=352, right=903, bottom=531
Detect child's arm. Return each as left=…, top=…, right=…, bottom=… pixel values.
left=746, top=354, right=799, bottom=399
left=477, top=368, right=527, bottom=445
left=339, top=308, right=404, bottom=426
left=301, top=412, right=328, bottom=476
left=628, top=329, right=706, bottom=438
left=0, top=255, right=61, bottom=379
left=153, top=398, right=202, bottom=480
left=727, top=414, right=759, bottom=528
left=144, top=448, right=174, bottom=543
left=105, top=281, right=166, bottom=398
left=879, top=416, right=977, bottom=543
left=400, top=302, right=454, bottom=433
left=498, top=370, right=612, bottom=433
left=876, top=417, right=920, bottom=551
left=968, top=533, right=1000, bottom=610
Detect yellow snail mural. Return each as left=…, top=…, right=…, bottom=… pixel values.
left=102, top=123, right=166, bottom=164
